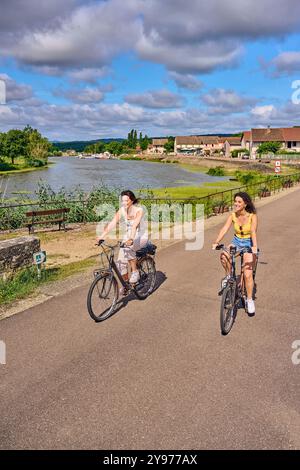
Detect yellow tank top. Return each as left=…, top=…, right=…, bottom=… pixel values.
left=232, top=212, right=253, bottom=239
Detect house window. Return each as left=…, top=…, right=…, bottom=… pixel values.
left=287, top=141, right=292, bottom=148
left=293, top=141, right=297, bottom=147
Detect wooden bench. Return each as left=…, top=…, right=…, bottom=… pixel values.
left=25, top=208, right=70, bottom=234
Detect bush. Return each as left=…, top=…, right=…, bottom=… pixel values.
left=207, top=166, right=225, bottom=176
left=28, top=159, right=46, bottom=167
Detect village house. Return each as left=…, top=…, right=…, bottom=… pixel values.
left=223, top=136, right=243, bottom=157
left=242, top=127, right=300, bottom=158
left=175, top=135, right=223, bottom=155
left=150, top=138, right=168, bottom=154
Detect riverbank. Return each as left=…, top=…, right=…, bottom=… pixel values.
left=0, top=161, right=54, bottom=175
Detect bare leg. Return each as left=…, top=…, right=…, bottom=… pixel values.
left=129, top=258, right=138, bottom=273
left=243, top=253, right=254, bottom=299
left=220, top=251, right=231, bottom=275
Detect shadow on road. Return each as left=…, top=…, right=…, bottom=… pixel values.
left=104, top=270, right=167, bottom=321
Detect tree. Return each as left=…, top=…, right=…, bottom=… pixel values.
left=140, top=137, right=149, bottom=151
left=5, top=129, right=27, bottom=165
left=26, top=130, right=50, bottom=164
left=84, top=141, right=105, bottom=154
left=0, top=133, right=7, bottom=159
left=105, top=141, right=124, bottom=156
left=257, top=141, right=282, bottom=155
left=164, top=136, right=175, bottom=153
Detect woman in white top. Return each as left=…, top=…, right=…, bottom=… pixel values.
left=96, top=190, right=148, bottom=288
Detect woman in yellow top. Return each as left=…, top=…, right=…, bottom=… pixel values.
left=212, top=192, right=258, bottom=315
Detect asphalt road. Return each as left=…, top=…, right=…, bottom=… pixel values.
left=1, top=190, right=300, bottom=450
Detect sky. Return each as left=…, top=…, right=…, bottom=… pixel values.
left=0, top=0, right=300, bottom=141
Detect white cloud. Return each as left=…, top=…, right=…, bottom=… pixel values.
left=53, top=87, right=105, bottom=103
left=125, top=89, right=184, bottom=108
left=0, top=74, right=33, bottom=102
left=251, top=104, right=276, bottom=119
left=268, top=51, right=300, bottom=76
left=202, top=88, right=257, bottom=114
left=1, top=98, right=300, bottom=141
left=1, top=0, right=300, bottom=75
left=6, top=0, right=140, bottom=69
left=168, top=72, right=203, bottom=91
left=68, top=67, right=111, bottom=83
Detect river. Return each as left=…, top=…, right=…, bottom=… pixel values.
left=0, top=157, right=227, bottom=200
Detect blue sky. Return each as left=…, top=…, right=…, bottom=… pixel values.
left=1, top=0, right=300, bottom=141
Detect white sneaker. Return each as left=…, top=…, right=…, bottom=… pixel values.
left=246, top=298, right=255, bottom=315
left=129, top=270, right=140, bottom=284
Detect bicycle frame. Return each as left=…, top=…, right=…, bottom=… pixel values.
left=223, top=246, right=258, bottom=300
left=97, top=242, right=130, bottom=289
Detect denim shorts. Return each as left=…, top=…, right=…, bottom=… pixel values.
left=231, top=235, right=253, bottom=250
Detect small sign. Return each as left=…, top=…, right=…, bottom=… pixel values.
left=33, top=251, right=47, bottom=265
left=275, top=160, right=281, bottom=167
left=275, top=167, right=281, bottom=173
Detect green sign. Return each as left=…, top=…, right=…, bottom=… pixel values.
left=33, top=251, right=47, bottom=265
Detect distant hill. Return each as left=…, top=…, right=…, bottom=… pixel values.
left=52, top=138, right=124, bottom=152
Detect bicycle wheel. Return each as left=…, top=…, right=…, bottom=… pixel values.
left=134, top=256, right=156, bottom=300
left=87, top=273, right=118, bottom=322
left=220, top=283, right=237, bottom=335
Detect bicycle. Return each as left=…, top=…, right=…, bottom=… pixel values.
left=214, top=244, right=259, bottom=335
left=87, top=240, right=157, bottom=322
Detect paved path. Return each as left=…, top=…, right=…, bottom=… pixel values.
left=1, top=190, right=300, bottom=449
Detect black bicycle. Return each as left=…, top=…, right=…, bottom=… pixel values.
left=215, top=244, right=259, bottom=335
left=87, top=240, right=157, bottom=322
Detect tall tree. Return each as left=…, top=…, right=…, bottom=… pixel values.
left=5, top=129, right=26, bottom=165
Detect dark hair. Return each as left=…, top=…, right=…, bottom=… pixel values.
left=234, top=191, right=256, bottom=214
left=120, top=190, right=139, bottom=204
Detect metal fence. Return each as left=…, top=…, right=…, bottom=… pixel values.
left=0, top=172, right=300, bottom=230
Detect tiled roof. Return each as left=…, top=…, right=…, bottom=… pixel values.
left=152, top=138, right=168, bottom=146
left=176, top=135, right=220, bottom=145
left=251, top=128, right=284, bottom=142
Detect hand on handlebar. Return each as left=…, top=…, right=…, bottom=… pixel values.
left=124, top=238, right=133, bottom=247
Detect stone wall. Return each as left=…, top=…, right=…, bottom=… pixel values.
left=0, top=237, right=40, bottom=274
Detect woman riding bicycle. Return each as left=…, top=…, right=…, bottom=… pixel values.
left=212, top=192, right=258, bottom=315
left=96, top=190, right=148, bottom=291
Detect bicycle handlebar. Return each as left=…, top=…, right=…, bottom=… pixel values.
left=95, top=240, right=129, bottom=249
left=214, top=244, right=260, bottom=256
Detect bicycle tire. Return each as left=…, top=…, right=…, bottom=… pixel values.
left=134, top=256, right=156, bottom=300
left=220, top=283, right=236, bottom=335
left=87, top=273, right=118, bottom=322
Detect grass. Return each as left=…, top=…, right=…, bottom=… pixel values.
left=0, top=257, right=96, bottom=306
left=148, top=180, right=241, bottom=199
left=0, top=157, right=54, bottom=175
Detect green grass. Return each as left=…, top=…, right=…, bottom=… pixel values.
left=148, top=180, right=241, bottom=199
left=0, top=257, right=96, bottom=306
left=0, top=157, right=54, bottom=175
